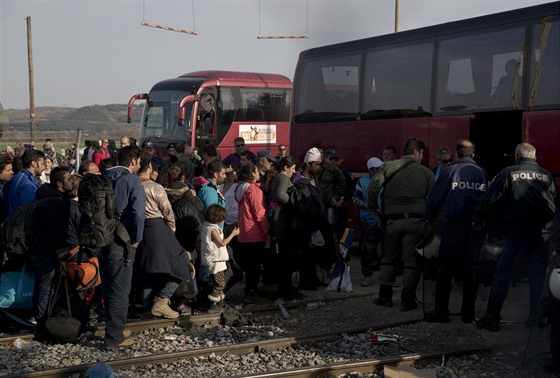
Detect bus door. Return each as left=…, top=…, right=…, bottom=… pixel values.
left=195, top=88, right=218, bottom=152
left=471, top=110, right=522, bottom=179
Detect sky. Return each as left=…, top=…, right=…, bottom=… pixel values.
left=0, top=0, right=555, bottom=109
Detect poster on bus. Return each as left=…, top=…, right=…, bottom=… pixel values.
left=239, top=124, right=277, bottom=144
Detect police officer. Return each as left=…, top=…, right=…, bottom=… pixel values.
left=367, top=138, right=435, bottom=311
left=425, top=140, right=488, bottom=323
left=473, top=143, right=556, bottom=332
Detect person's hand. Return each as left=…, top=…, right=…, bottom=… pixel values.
left=232, top=227, right=240, bottom=236
left=472, top=222, right=483, bottom=232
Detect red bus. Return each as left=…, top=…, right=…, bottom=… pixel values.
left=290, top=2, right=559, bottom=186
left=128, top=71, right=292, bottom=157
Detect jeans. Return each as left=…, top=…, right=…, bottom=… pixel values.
left=28, top=254, right=58, bottom=332
left=99, top=241, right=136, bottom=346
left=485, top=223, right=548, bottom=320
left=360, top=222, right=381, bottom=276
left=142, top=273, right=181, bottom=309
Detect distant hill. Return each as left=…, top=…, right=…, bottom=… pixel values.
left=0, top=104, right=142, bottom=145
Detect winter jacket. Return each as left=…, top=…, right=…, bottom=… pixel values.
left=104, top=166, right=146, bottom=245
left=473, top=158, right=556, bottom=225
left=235, top=180, right=269, bottom=243
left=426, top=157, right=488, bottom=224
left=367, top=156, right=435, bottom=216
left=30, top=183, right=70, bottom=256
left=92, top=146, right=110, bottom=167
left=317, top=161, right=347, bottom=207
left=197, top=180, right=225, bottom=211
left=5, top=169, right=40, bottom=215
left=166, top=183, right=204, bottom=253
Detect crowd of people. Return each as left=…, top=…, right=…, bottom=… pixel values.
left=0, top=135, right=558, bottom=372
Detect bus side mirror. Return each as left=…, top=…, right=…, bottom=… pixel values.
left=179, top=94, right=200, bottom=126
left=127, top=93, right=150, bottom=123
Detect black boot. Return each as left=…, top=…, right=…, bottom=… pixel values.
left=373, top=285, right=393, bottom=307
left=425, top=308, right=450, bottom=323
left=400, top=288, right=418, bottom=312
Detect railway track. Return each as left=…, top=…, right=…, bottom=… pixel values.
left=2, top=319, right=497, bottom=378
left=0, top=292, right=375, bottom=346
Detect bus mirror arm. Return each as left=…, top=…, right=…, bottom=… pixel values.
left=178, top=94, right=199, bottom=125
left=127, top=93, right=151, bottom=123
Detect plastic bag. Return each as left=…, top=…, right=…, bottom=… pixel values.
left=326, top=263, right=353, bottom=292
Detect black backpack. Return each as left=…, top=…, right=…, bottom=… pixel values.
left=1, top=201, right=41, bottom=257
left=78, top=174, right=130, bottom=250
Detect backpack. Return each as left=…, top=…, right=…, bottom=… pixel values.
left=1, top=201, right=40, bottom=256
left=78, top=173, right=130, bottom=250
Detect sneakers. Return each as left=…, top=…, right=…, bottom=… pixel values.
left=424, top=309, right=450, bottom=323
left=361, top=276, right=373, bottom=287
left=94, top=328, right=132, bottom=338
left=105, top=338, right=134, bottom=349
left=373, top=297, right=393, bottom=307
left=151, top=296, right=180, bottom=319
left=476, top=314, right=500, bottom=332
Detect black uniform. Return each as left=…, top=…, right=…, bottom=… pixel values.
left=474, top=157, right=556, bottom=331
left=425, top=157, right=488, bottom=323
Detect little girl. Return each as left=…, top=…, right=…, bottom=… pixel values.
left=201, top=204, right=240, bottom=305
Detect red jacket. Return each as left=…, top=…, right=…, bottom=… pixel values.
left=92, top=146, right=110, bottom=167
left=235, top=181, right=269, bottom=243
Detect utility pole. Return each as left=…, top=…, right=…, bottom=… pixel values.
left=26, top=16, right=36, bottom=143
left=394, top=0, right=400, bottom=32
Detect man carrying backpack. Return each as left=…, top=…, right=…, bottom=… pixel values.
left=101, top=146, right=146, bottom=349
left=28, top=166, right=73, bottom=339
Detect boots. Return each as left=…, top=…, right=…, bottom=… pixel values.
left=400, top=288, right=418, bottom=312
left=151, top=296, right=179, bottom=319
left=373, top=285, right=393, bottom=307
left=207, top=293, right=225, bottom=314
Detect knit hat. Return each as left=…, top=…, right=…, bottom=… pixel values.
left=304, top=147, right=322, bottom=163
left=367, top=157, right=383, bottom=170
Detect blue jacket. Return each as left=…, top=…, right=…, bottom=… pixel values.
left=197, top=180, right=225, bottom=211
left=105, top=166, right=146, bottom=245
left=5, top=169, right=40, bottom=216
left=426, top=157, right=488, bottom=224
left=353, top=175, right=380, bottom=226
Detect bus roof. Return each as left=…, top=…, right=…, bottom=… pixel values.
left=298, top=2, right=559, bottom=59
left=178, top=70, right=292, bottom=87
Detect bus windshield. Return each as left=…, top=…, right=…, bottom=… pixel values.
left=141, top=90, right=193, bottom=141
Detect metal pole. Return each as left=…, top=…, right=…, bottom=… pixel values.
left=26, top=16, right=36, bottom=143
left=74, top=129, right=82, bottom=173
left=394, top=0, right=400, bottom=33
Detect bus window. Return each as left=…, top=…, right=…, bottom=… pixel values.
left=529, top=15, right=560, bottom=108
left=294, top=53, right=361, bottom=123
left=436, top=25, right=527, bottom=112
left=362, top=42, right=433, bottom=118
